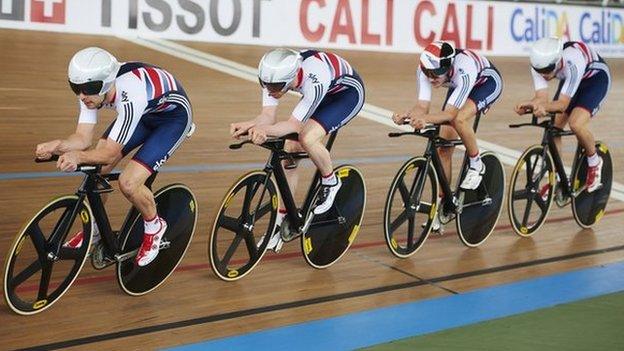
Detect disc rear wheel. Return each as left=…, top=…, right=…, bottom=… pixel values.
left=457, top=152, right=505, bottom=246
left=302, top=165, right=366, bottom=268
left=572, top=141, right=612, bottom=228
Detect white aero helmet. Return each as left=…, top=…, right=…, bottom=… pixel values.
left=530, top=37, right=563, bottom=73
left=258, top=48, right=302, bottom=92
left=68, top=47, right=121, bottom=95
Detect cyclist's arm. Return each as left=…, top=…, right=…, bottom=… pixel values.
left=73, top=138, right=123, bottom=166
left=57, top=100, right=99, bottom=151
left=542, top=94, right=571, bottom=114
left=263, top=116, right=303, bottom=137
left=75, top=78, right=148, bottom=165
left=254, top=105, right=278, bottom=125
left=424, top=63, right=476, bottom=123
left=414, top=69, right=432, bottom=116
left=231, top=95, right=278, bottom=138
left=408, top=100, right=430, bottom=118
left=36, top=102, right=98, bottom=157
left=423, top=105, right=460, bottom=124
left=394, top=70, right=431, bottom=124
left=55, top=123, right=97, bottom=152
left=72, top=100, right=141, bottom=165
left=531, top=89, right=549, bottom=104
left=262, top=79, right=327, bottom=137
left=543, top=54, right=583, bottom=114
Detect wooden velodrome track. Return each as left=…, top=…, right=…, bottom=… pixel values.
left=1, top=29, right=623, bottom=350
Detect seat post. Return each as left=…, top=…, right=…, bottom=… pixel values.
left=472, top=112, right=482, bottom=133
left=144, top=171, right=158, bottom=190
left=325, top=131, right=338, bottom=152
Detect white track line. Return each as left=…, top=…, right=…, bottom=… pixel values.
left=118, top=35, right=623, bottom=202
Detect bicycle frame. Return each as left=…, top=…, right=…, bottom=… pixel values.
left=401, top=113, right=482, bottom=214
left=68, top=169, right=158, bottom=257
left=511, top=114, right=582, bottom=198
left=255, top=132, right=338, bottom=234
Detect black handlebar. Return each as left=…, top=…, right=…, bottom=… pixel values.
left=229, top=132, right=300, bottom=150
left=35, top=155, right=59, bottom=163
left=229, top=140, right=252, bottom=150
left=509, top=112, right=574, bottom=136
left=387, top=124, right=439, bottom=138
left=35, top=155, right=99, bottom=173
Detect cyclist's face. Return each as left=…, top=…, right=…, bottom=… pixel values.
left=534, top=60, right=560, bottom=81
left=540, top=70, right=557, bottom=81
left=79, top=93, right=105, bottom=109
left=263, top=80, right=294, bottom=99
left=428, top=73, right=448, bottom=87
left=267, top=87, right=287, bottom=99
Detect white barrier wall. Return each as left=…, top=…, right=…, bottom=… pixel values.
left=1, top=0, right=623, bottom=57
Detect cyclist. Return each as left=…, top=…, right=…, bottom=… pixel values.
left=35, top=47, right=194, bottom=266
left=515, top=37, right=610, bottom=194
left=230, top=48, right=365, bottom=251
left=392, top=40, right=503, bottom=231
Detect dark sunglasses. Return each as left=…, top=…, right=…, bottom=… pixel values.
left=532, top=63, right=556, bottom=75
left=258, top=78, right=287, bottom=93
left=68, top=80, right=103, bottom=95
left=421, top=66, right=450, bottom=79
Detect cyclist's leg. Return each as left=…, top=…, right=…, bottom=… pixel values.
left=458, top=67, right=503, bottom=189
left=104, top=118, right=153, bottom=212
left=551, top=112, right=568, bottom=154
left=568, top=108, right=594, bottom=155
left=551, top=79, right=571, bottom=154
left=98, top=120, right=148, bottom=175
left=119, top=163, right=157, bottom=220
left=120, top=103, right=193, bottom=213
left=454, top=101, right=485, bottom=190
left=566, top=69, right=610, bottom=157
left=281, top=140, right=304, bottom=203
left=450, top=99, right=479, bottom=158
left=440, top=86, right=479, bottom=182
left=437, top=125, right=457, bottom=187
left=438, top=87, right=457, bottom=192
left=302, top=76, right=364, bottom=173
left=300, top=120, right=333, bottom=177
left=303, top=75, right=364, bottom=213
left=566, top=69, right=610, bottom=192
left=123, top=105, right=192, bottom=265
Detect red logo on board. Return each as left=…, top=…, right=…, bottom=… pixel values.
left=31, top=0, right=66, bottom=24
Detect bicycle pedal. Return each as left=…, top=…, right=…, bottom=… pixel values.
left=431, top=228, right=444, bottom=236
left=438, top=211, right=454, bottom=225
left=280, top=222, right=300, bottom=242
left=91, top=242, right=115, bottom=270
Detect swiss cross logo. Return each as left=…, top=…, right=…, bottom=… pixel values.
left=31, top=0, right=65, bottom=24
